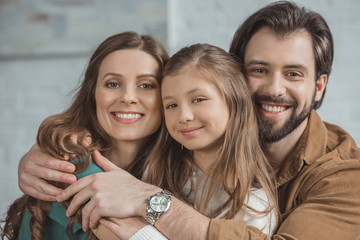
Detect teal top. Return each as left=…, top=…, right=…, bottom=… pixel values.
left=18, top=156, right=104, bottom=240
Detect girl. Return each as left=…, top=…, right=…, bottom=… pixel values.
left=1, top=31, right=168, bottom=240
left=144, top=43, right=278, bottom=234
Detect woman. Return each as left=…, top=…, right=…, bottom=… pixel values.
left=1, top=31, right=169, bottom=240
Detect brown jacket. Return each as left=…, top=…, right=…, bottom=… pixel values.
left=208, top=111, right=360, bottom=240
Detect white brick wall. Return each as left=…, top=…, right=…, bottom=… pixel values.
left=1, top=0, right=359, bottom=221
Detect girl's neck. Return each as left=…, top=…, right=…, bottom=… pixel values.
left=103, top=139, right=144, bottom=170
left=193, top=148, right=217, bottom=173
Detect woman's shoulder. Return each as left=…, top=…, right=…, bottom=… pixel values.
left=70, top=155, right=105, bottom=179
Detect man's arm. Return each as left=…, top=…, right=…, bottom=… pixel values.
left=150, top=197, right=210, bottom=240
left=18, top=144, right=76, bottom=201
left=273, top=164, right=360, bottom=240
left=208, top=162, right=360, bottom=240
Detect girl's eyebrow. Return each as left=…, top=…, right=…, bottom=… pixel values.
left=162, top=87, right=205, bottom=100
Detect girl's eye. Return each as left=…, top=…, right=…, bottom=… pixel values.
left=106, top=82, right=120, bottom=88
left=139, top=83, right=154, bottom=89
left=165, top=103, right=177, bottom=109
left=193, top=98, right=205, bottom=103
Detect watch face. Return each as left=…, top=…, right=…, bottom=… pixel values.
left=150, top=195, right=169, bottom=212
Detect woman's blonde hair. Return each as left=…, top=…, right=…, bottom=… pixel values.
left=146, top=43, right=278, bottom=223
left=1, top=31, right=169, bottom=240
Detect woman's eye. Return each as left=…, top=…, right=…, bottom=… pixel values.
left=139, top=83, right=154, bottom=89
left=165, top=103, right=177, bottom=109
left=193, top=98, right=205, bottom=103
left=106, top=82, right=120, bottom=88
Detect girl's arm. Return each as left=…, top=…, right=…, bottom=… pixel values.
left=96, top=217, right=168, bottom=240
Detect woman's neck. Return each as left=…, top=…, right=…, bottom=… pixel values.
left=103, top=140, right=144, bottom=170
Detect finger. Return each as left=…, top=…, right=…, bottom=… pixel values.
left=69, top=133, right=79, bottom=144
left=81, top=199, right=96, bottom=231
left=57, top=175, right=94, bottom=202
left=41, top=158, right=75, bottom=172
left=89, top=207, right=104, bottom=230
left=21, top=184, right=58, bottom=201
left=65, top=188, right=95, bottom=217
left=81, top=135, right=92, bottom=147
left=93, top=150, right=119, bottom=172
left=30, top=164, right=76, bottom=184
left=35, top=178, right=64, bottom=196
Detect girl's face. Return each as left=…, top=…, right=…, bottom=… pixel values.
left=162, top=68, right=230, bottom=153
left=95, top=49, right=162, bottom=143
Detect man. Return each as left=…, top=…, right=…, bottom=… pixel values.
left=18, top=1, right=360, bottom=239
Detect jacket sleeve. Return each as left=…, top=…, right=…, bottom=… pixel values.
left=274, top=162, right=360, bottom=240
left=208, top=163, right=360, bottom=240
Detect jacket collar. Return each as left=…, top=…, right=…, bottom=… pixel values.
left=275, top=110, right=327, bottom=187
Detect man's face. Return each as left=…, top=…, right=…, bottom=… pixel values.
left=244, top=27, right=326, bottom=143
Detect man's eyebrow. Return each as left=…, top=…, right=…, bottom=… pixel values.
left=283, top=64, right=308, bottom=71
left=246, top=60, right=270, bottom=67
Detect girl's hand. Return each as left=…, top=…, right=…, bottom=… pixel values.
left=18, top=144, right=76, bottom=201
left=98, top=217, right=148, bottom=240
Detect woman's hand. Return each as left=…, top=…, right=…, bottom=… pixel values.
left=57, top=150, right=161, bottom=231
left=18, top=144, right=76, bottom=201
left=98, top=217, right=148, bottom=240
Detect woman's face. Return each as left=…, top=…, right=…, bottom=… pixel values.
left=95, top=49, right=162, bottom=143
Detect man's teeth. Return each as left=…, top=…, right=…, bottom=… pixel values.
left=114, top=113, right=142, bottom=119
left=261, top=104, right=286, bottom=113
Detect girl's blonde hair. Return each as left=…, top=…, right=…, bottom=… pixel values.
left=1, top=31, right=169, bottom=240
left=146, top=43, right=278, bottom=223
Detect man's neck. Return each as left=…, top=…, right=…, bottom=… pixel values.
left=265, top=118, right=309, bottom=170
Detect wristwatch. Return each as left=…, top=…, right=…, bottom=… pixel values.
left=145, top=189, right=172, bottom=225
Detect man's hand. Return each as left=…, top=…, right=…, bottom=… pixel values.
left=98, top=217, right=149, bottom=240
left=18, top=144, right=76, bottom=201
left=56, top=150, right=161, bottom=231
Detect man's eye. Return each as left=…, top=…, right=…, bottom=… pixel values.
left=288, top=72, right=299, bottom=77
left=254, top=68, right=265, bottom=73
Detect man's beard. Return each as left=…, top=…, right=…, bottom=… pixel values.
left=253, top=91, right=316, bottom=143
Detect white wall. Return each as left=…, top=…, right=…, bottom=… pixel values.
left=1, top=0, right=359, bottom=220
